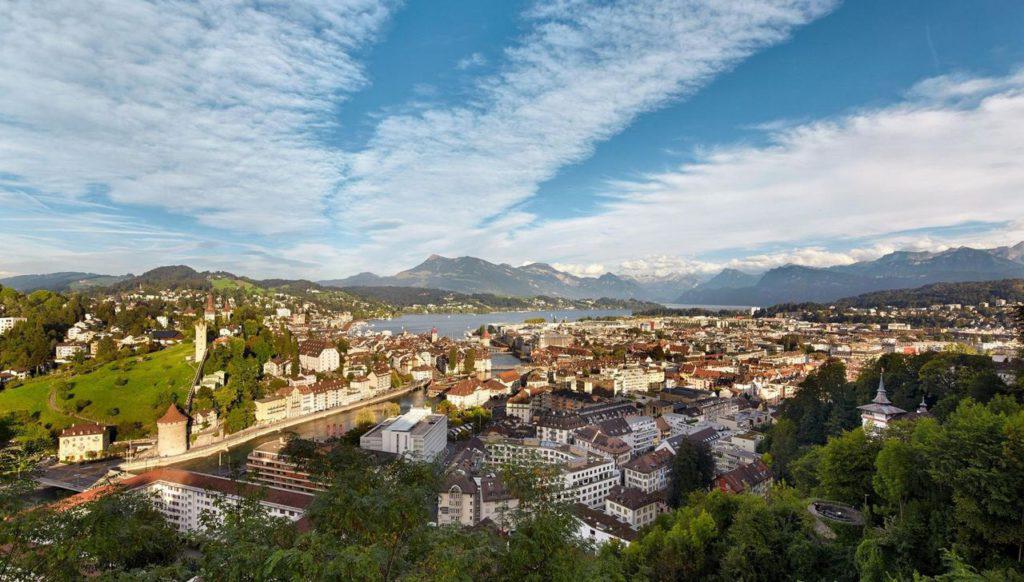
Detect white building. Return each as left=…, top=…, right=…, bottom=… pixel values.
left=481, top=436, right=620, bottom=508
left=58, top=423, right=108, bottom=462
left=0, top=317, right=26, bottom=335
left=298, top=339, right=340, bottom=373
left=360, top=407, right=448, bottom=461
left=858, top=375, right=906, bottom=436
left=60, top=469, right=313, bottom=533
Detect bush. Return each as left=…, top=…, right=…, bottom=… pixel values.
left=107, top=407, right=120, bottom=416
left=114, top=377, right=129, bottom=387
left=74, top=399, right=92, bottom=412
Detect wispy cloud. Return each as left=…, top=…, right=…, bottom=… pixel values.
left=482, top=69, right=1024, bottom=273
left=335, top=0, right=838, bottom=270
left=0, top=0, right=395, bottom=236
left=456, top=52, right=488, bottom=70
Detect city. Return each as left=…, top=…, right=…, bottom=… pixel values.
left=2, top=0, right=1024, bottom=580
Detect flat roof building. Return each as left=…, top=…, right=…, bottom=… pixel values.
left=360, top=407, right=447, bottom=461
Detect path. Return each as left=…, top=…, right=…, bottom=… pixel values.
left=46, top=385, right=93, bottom=424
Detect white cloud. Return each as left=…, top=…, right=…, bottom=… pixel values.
left=336, top=0, right=838, bottom=270
left=551, top=262, right=607, bottom=277
left=485, top=69, right=1024, bottom=271
left=456, top=52, right=488, bottom=70
left=0, top=0, right=394, bottom=235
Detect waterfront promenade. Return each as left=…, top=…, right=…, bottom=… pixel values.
left=117, top=381, right=426, bottom=472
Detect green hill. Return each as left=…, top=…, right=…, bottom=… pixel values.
left=0, top=342, right=198, bottom=439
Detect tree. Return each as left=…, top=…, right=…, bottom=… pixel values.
left=765, top=417, right=801, bottom=483
left=668, top=439, right=715, bottom=507
left=462, top=348, right=476, bottom=375
left=816, top=427, right=881, bottom=507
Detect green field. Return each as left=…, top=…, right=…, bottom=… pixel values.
left=0, top=342, right=198, bottom=435
left=211, top=277, right=259, bottom=292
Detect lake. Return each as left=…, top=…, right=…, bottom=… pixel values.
left=362, top=308, right=633, bottom=338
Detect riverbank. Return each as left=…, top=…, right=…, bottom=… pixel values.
left=117, top=382, right=425, bottom=473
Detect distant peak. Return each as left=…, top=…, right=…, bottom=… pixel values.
left=426, top=254, right=445, bottom=261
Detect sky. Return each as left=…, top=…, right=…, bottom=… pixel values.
left=2, top=0, right=1024, bottom=280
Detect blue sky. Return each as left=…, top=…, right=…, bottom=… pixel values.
left=2, top=0, right=1024, bottom=280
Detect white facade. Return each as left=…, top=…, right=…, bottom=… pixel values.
left=0, top=317, right=26, bottom=335
left=360, top=407, right=448, bottom=461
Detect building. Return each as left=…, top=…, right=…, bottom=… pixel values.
left=537, top=413, right=585, bottom=444
left=0, top=317, right=27, bottom=335
left=55, top=342, right=87, bottom=362
left=58, top=469, right=313, bottom=533
left=604, top=485, right=668, bottom=530
left=254, top=394, right=289, bottom=424
left=714, top=459, right=773, bottom=496
left=573, top=503, right=637, bottom=546
left=481, top=436, right=619, bottom=508
left=445, top=378, right=508, bottom=409
left=437, top=471, right=519, bottom=530
left=857, top=374, right=906, bottom=435
left=360, top=407, right=448, bottom=461
left=156, top=404, right=189, bottom=457
left=573, top=426, right=632, bottom=466
left=622, top=448, right=674, bottom=493
left=263, top=356, right=291, bottom=378
left=58, top=423, right=109, bottom=462
left=247, top=439, right=324, bottom=493
left=298, top=339, right=340, bottom=373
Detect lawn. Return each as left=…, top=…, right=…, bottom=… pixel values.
left=0, top=342, right=198, bottom=436
left=211, top=277, right=259, bottom=292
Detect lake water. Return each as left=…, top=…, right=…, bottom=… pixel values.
left=362, top=308, right=632, bottom=338
left=661, top=303, right=755, bottom=312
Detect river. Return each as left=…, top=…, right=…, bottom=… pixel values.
left=173, top=388, right=438, bottom=476
left=361, top=308, right=632, bottom=338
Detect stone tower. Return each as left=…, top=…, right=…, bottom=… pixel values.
left=194, top=319, right=207, bottom=363
left=156, top=404, right=189, bottom=456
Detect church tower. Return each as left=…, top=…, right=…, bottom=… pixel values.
left=195, top=319, right=207, bottom=364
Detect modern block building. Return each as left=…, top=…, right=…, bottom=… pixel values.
left=360, top=407, right=447, bottom=461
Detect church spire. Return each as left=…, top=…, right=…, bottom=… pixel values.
left=917, top=395, right=929, bottom=414
left=872, top=368, right=892, bottom=405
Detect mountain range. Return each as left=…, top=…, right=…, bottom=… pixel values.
left=675, top=244, right=1024, bottom=306
left=320, top=255, right=652, bottom=300
left=5, top=242, right=1024, bottom=307
left=321, top=243, right=1024, bottom=306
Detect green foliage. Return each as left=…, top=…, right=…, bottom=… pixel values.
left=667, top=439, right=715, bottom=508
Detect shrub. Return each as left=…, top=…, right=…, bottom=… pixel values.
left=74, top=399, right=92, bottom=412
left=114, top=376, right=129, bottom=387
left=107, top=407, right=120, bottom=416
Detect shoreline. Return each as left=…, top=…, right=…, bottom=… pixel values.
left=117, top=382, right=424, bottom=473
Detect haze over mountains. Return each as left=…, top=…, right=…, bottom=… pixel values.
left=322, top=243, right=1024, bottom=306
left=5, top=243, right=1024, bottom=307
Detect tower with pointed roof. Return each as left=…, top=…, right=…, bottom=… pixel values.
left=204, top=292, right=217, bottom=322
left=156, top=404, right=189, bottom=456
left=857, top=371, right=906, bottom=436
left=431, top=327, right=438, bottom=343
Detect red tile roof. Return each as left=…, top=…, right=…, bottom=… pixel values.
left=156, top=404, right=188, bottom=424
